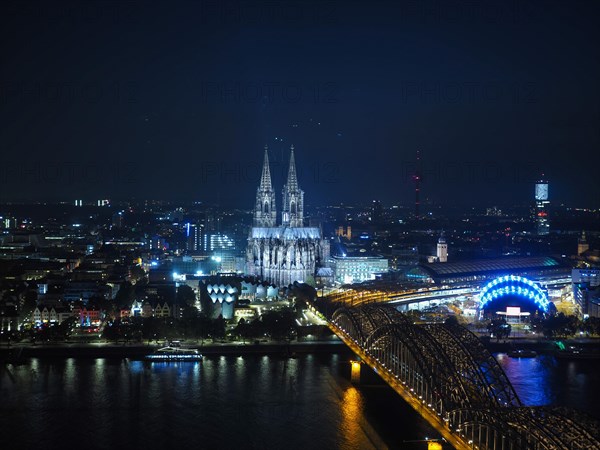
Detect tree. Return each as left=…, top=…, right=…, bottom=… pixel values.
left=444, top=316, right=460, bottom=327
left=88, top=295, right=115, bottom=319
left=582, top=317, right=600, bottom=337
left=130, top=265, right=147, bottom=283
left=199, top=289, right=216, bottom=318
left=211, top=315, right=226, bottom=340
left=19, top=289, right=38, bottom=323
left=234, top=318, right=251, bottom=344
left=115, top=282, right=135, bottom=309
left=304, top=275, right=316, bottom=288
left=195, top=314, right=213, bottom=343
left=180, top=304, right=198, bottom=321
left=487, top=319, right=511, bottom=340
left=177, top=285, right=197, bottom=307
left=541, top=313, right=579, bottom=339
left=102, top=321, right=121, bottom=342
left=260, top=308, right=296, bottom=341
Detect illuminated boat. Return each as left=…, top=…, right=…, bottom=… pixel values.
left=507, top=349, right=537, bottom=358
left=145, top=347, right=202, bottom=361
left=554, top=347, right=600, bottom=360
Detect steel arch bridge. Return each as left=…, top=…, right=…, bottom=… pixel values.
left=330, top=304, right=600, bottom=450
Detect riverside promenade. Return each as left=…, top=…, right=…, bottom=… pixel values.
left=0, top=338, right=348, bottom=359
left=2, top=334, right=599, bottom=360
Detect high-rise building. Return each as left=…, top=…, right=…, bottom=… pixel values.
left=535, top=178, right=550, bottom=235
left=185, top=222, right=203, bottom=252
left=247, top=146, right=329, bottom=286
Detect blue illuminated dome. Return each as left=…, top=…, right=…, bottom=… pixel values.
left=478, top=275, right=549, bottom=313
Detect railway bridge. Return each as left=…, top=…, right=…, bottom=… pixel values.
left=326, top=303, right=600, bottom=450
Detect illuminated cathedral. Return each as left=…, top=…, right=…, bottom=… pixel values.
left=246, top=146, right=329, bottom=287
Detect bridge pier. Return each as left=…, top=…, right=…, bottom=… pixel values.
left=350, top=360, right=362, bottom=384
left=323, top=301, right=600, bottom=450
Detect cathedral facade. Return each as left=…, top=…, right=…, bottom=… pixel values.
left=246, top=146, right=329, bottom=287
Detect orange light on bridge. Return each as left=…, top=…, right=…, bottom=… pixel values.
left=351, top=361, right=361, bottom=383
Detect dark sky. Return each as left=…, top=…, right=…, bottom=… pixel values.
left=1, top=0, right=599, bottom=208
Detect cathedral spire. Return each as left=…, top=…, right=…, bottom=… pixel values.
left=286, top=145, right=299, bottom=191
left=282, top=145, right=304, bottom=227
left=260, top=145, right=273, bottom=191
left=254, top=146, right=276, bottom=227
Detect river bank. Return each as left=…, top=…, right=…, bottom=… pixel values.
left=3, top=335, right=599, bottom=360
left=0, top=339, right=350, bottom=360
left=481, top=336, right=600, bottom=353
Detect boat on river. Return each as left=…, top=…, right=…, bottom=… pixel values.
left=145, top=346, right=202, bottom=361
left=507, top=349, right=537, bottom=358
left=554, top=346, right=600, bottom=360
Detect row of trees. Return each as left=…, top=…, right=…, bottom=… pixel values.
left=102, top=315, right=226, bottom=343
left=234, top=309, right=297, bottom=342
left=3, top=317, right=77, bottom=343
left=530, top=314, right=600, bottom=338
left=480, top=314, right=600, bottom=340
left=0, top=281, right=38, bottom=324
left=101, top=307, right=307, bottom=344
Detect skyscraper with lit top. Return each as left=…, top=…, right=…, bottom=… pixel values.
left=535, top=177, right=550, bottom=235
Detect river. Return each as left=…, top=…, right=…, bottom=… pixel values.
left=0, top=352, right=598, bottom=449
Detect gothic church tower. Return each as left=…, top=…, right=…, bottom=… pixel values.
left=253, top=146, right=277, bottom=227
left=282, top=145, right=304, bottom=228
left=247, top=145, right=329, bottom=287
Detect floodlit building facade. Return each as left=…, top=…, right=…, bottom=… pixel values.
left=329, top=255, right=389, bottom=284
left=246, top=146, right=329, bottom=287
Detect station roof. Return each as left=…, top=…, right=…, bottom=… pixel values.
left=420, top=256, right=567, bottom=279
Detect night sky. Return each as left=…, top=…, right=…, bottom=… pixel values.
left=1, top=0, right=599, bottom=208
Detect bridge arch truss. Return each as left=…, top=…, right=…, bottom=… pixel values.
left=330, top=304, right=600, bottom=450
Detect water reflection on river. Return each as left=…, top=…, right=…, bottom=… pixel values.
left=1, top=354, right=444, bottom=450
left=3, top=352, right=596, bottom=450
left=495, top=353, right=600, bottom=418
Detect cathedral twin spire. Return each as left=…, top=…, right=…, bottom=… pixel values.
left=285, top=145, right=299, bottom=191
left=254, top=146, right=277, bottom=227
left=253, top=145, right=304, bottom=228
left=282, top=144, right=304, bottom=227
left=259, top=145, right=273, bottom=191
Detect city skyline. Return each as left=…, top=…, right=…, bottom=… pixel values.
left=0, top=146, right=592, bottom=211
left=2, top=2, right=600, bottom=449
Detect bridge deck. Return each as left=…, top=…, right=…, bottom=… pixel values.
left=329, top=321, right=471, bottom=450
left=319, top=301, right=600, bottom=450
